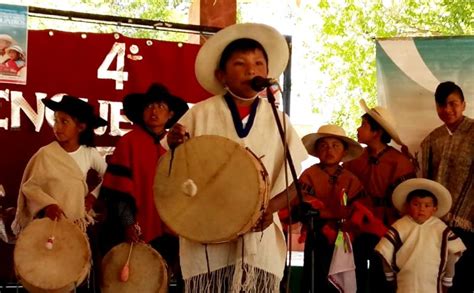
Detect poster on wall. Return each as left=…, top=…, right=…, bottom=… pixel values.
left=376, top=36, right=474, bottom=158
left=0, top=4, right=27, bottom=85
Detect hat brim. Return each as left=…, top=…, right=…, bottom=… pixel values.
left=359, top=99, right=402, bottom=145
left=43, top=98, right=107, bottom=128
left=392, top=178, right=452, bottom=217
left=302, top=133, right=363, bottom=162
left=122, top=93, right=188, bottom=129
left=122, top=93, right=148, bottom=124
left=165, top=96, right=189, bottom=129
left=6, top=46, right=25, bottom=57
left=195, top=23, right=289, bottom=95
left=0, top=35, right=14, bottom=44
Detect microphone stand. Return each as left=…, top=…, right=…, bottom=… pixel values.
left=265, top=86, right=319, bottom=293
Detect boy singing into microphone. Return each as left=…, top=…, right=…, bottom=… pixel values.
left=165, top=23, right=308, bottom=293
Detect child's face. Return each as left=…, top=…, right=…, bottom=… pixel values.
left=7, top=50, right=18, bottom=60
left=53, top=111, right=85, bottom=145
left=142, top=101, right=173, bottom=134
left=436, top=92, right=465, bottom=128
left=215, top=48, right=268, bottom=99
left=407, top=196, right=437, bottom=224
left=356, top=117, right=376, bottom=144
left=315, top=137, right=346, bottom=166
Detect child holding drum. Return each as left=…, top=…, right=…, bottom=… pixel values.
left=12, top=95, right=107, bottom=233
left=165, top=23, right=308, bottom=292
left=11, top=95, right=107, bottom=292
left=98, top=83, right=188, bottom=291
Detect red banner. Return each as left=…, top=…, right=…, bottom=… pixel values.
left=0, top=29, right=209, bottom=208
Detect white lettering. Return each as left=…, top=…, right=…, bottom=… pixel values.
left=10, top=91, right=47, bottom=131
left=0, top=89, right=9, bottom=130
left=97, top=43, right=129, bottom=90
left=108, top=100, right=131, bottom=136
left=0, top=90, right=135, bottom=138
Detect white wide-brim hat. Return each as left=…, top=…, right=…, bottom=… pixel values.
left=392, top=178, right=452, bottom=217
left=0, top=34, right=14, bottom=44
left=302, top=124, right=363, bottom=162
left=359, top=99, right=403, bottom=145
left=195, top=23, right=289, bottom=95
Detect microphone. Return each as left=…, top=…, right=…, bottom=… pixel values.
left=250, top=76, right=279, bottom=92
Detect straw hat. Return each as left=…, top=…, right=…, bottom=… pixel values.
left=359, top=99, right=403, bottom=145
left=42, top=95, right=107, bottom=128
left=302, top=124, right=363, bottom=162
left=392, top=178, right=452, bottom=218
left=122, top=83, right=188, bottom=128
left=195, top=23, right=289, bottom=95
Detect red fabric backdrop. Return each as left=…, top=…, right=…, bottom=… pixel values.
left=0, top=30, right=210, bottom=281
left=0, top=29, right=209, bottom=206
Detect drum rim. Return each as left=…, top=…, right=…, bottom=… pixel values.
left=154, top=135, right=269, bottom=243
left=13, top=218, right=91, bottom=290
left=101, top=242, right=168, bottom=292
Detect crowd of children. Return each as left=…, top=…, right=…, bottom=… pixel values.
left=6, top=22, right=472, bottom=293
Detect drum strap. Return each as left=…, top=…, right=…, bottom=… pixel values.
left=241, top=236, right=245, bottom=272
left=205, top=245, right=211, bottom=274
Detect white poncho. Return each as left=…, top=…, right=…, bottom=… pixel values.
left=177, top=95, right=307, bottom=293
left=375, top=216, right=466, bottom=293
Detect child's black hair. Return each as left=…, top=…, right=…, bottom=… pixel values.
left=218, top=38, right=269, bottom=71
left=406, top=189, right=438, bottom=206
left=362, top=113, right=391, bottom=144
left=64, top=112, right=96, bottom=147
left=79, top=125, right=96, bottom=147
left=435, top=81, right=464, bottom=106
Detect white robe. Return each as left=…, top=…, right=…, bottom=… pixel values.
left=12, top=141, right=106, bottom=234
left=177, top=95, right=307, bottom=292
left=375, top=216, right=466, bottom=293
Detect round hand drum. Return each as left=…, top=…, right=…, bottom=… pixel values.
left=14, top=218, right=91, bottom=293
left=154, top=135, right=270, bottom=243
left=101, top=243, right=168, bottom=293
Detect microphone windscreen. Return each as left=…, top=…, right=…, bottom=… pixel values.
left=250, top=76, right=269, bottom=92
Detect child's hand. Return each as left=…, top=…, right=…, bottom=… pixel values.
left=86, top=169, right=102, bottom=191
left=84, top=193, right=96, bottom=212
left=167, top=123, right=187, bottom=149
left=322, top=223, right=338, bottom=244
left=252, top=209, right=274, bottom=232
left=125, top=223, right=141, bottom=243
left=44, top=204, right=64, bottom=221
left=350, top=202, right=374, bottom=225
left=351, top=202, right=387, bottom=237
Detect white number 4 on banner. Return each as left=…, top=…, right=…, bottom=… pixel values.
left=97, top=42, right=129, bottom=90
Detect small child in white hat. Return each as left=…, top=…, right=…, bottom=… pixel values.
left=280, top=124, right=367, bottom=292
left=375, top=178, right=466, bottom=293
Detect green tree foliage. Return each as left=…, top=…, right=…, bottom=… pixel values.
left=299, top=0, right=472, bottom=137
left=16, top=0, right=192, bottom=42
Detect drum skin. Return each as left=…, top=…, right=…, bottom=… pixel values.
left=154, top=135, right=269, bottom=243
left=101, top=242, right=168, bottom=293
left=14, top=218, right=91, bottom=293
